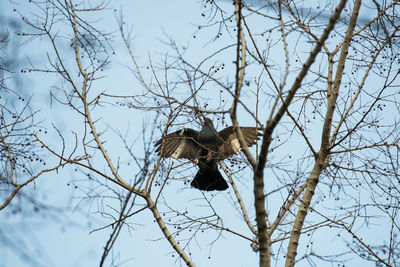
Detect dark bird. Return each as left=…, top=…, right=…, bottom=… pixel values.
left=154, top=118, right=262, bottom=191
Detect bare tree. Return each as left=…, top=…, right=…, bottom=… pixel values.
left=2, top=0, right=400, bottom=266
left=0, top=9, right=76, bottom=267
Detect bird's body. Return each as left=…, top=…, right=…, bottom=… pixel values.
left=154, top=118, right=262, bottom=191
left=191, top=158, right=227, bottom=191
left=196, top=118, right=222, bottom=161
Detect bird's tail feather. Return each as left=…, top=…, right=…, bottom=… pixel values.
left=191, top=166, right=228, bottom=191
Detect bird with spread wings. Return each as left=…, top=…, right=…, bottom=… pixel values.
left=154, top=118, right=262, bottom=191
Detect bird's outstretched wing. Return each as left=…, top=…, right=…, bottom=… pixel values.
left=217, top=126, right=262, bottom=158
left=154, top=128, right=199, bottom=159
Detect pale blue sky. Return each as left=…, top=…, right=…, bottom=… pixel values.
left=0, top=0, right=395, bottom=267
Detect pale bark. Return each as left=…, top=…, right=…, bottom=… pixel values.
left=284, top=0, right=362, bottom=265
left=146, top=195, right=196, bottom=267
left=253, top=0, right=350, bottom=265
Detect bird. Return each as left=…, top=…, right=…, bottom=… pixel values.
left=154, top=118, right=262, bottom=191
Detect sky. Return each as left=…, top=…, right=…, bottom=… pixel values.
left=1, top=1, right=260, bottom=266
left=0, top=0, right=396, bottom=267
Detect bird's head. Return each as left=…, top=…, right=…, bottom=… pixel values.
left=203, top=117, right=213, bottom=127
